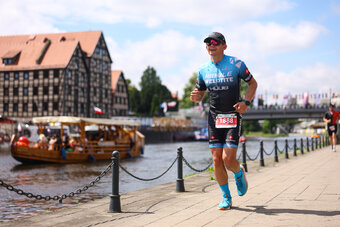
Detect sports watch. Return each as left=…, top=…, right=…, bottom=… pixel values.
left=243, top=100, right=251, bottom=106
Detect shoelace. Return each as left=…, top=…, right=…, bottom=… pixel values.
left=236, top=177, right=242, bottom=188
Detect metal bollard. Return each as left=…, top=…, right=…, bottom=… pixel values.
left=307, top=138, right=310, bottom=152
left=176, top=147, right=185, bottom=192
left=109, top=151, right=121, bottom=213
left=311, top=137, right=314, bottom=151
left=242, top=142, right=248, bottom=172
left=294, top=139, right=297, bottom=156
left=319, top=137, right=322, bottom=149
left=260, top=141, right=265, bottom=166
left=274, top=140, right=279, bottom=162
left=300, top=138, right=304, bottom=154
left=285, top=139, right=289, bottom=159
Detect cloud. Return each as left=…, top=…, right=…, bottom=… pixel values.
left=331, top=1, right=340, bottom=14
left=0, top=0, right=295, bottom=33
left=107, top=30, right=204, bottom=89
left=222, top=21, right=326, bottom=61
left=257, top=62, right=340, bottom=96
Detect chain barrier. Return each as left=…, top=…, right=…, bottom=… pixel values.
left=0, top=161, right=113, bottom=203
left=263, top=147, right=275, bottom=156
left=246, top=150, right=260, bottom=161
left=118, top=157, right=178, bottom=181
left=182, top=156, right=213, bottom=173
left=237, top=152, right=242, bottom=161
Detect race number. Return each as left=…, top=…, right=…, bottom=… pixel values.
left=329, top=125, right=335, bottom=131
left=215, top=114, right=237, bottom=128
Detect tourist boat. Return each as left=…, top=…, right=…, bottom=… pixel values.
left=11, top=116, right=145, bottom=164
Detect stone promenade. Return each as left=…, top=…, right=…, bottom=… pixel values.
left=2, top=146, right=340, bottom=227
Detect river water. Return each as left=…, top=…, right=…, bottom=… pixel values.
left=0, top=136, right=303, bottom=222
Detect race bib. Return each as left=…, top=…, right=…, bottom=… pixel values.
left=329, top=125, right=335, bottom=131
left=215, top=114, right=237, bottom=128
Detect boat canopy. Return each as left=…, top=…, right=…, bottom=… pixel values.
left=32, top=116, right=141, bottom=127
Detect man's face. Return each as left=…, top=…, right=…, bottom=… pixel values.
left=329, top=106, right=334, bottom=111
left=205, top=39, right=226, bottom=56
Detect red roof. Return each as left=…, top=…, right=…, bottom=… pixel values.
left=0, top=31, right=102, bottom=71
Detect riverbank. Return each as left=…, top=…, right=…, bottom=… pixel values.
left=2, top=145, right=339, bottom=226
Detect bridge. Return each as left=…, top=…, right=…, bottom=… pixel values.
left=243, top=106, right=327, bottom=120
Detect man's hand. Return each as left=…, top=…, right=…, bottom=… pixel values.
left=190, top=89, right=205, bottom=103
left=233, top=101, right=248, bottom=113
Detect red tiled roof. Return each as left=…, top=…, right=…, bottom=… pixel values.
left=0, top=31, right=102, bottom=71
left=111, top=70, right=123, bottom=92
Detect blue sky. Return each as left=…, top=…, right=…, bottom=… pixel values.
left=1, top=0, right=339, bottom=104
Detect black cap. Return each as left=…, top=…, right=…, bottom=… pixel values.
left=204, top=32, right=226, bottom=44
left=330, top=103, right=335, bottom=107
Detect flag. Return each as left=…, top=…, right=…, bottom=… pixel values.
left=94, top=106, right=103, bottom=114
left=167, top=101, right=177, bottom=108
left=160, top=102, right=167, bottom=113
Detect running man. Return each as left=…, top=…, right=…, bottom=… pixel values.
left=190, top=32, right=257, bottom=210
left=323, top=103, right=339, bottom=152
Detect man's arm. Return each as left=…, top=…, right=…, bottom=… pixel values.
left=233, top=77, right=257, bottom=113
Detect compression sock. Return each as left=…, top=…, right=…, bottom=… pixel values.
left=234, top=167, right=243, bottom=178
left=219, top=184, right=231, bottom=197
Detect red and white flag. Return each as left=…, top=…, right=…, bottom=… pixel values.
left=94, top=106, right=103, bottom=114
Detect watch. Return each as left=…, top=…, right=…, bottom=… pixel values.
left=243, top=100, right=251, bottom=106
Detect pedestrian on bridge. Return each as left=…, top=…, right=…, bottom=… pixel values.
left=190, top=32, right=257, bottom=210
left=323, top=103, right=339, bottom=152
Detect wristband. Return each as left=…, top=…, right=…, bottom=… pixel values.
left=243, top=100, right=251, bottom=106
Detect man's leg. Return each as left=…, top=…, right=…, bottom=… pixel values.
left=211, top=147, right=232, bottom=209
left=332, top=133, right=337, bottom=151
left=223, top=147, right=248, bottom=196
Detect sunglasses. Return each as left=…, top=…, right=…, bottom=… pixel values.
left=206, top=39, right=221, bottom=46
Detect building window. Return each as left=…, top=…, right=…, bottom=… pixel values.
left=24, top=72, right=29, bottom=80
left=43, top=86, right=49, bottom=95
left=44, top=70, right=49, bottom=79
left=23, top=87, right=28, bottom=96
left=93, top=87, right=97, bottom=96
left=80, top=103, right=84, bottom=114
left=75, top=73, right=79, bottom=84
left=34, top=71, right=39, bottom=79
left=99, top=63, right=103, bottom=73
left=3, top=103, right=8, bottom=112
left=14, top=72, right=19, bottom=80
left=13, top=103, right=18, bottom=112
left=54, top=69, right=59, bottom=78
left=53, top=86, right=59, bottom=95
left=23, top=103, right=28, bottom=112
left=13, top=87, right=18, bottom=96
left=80, top=73, right=85, bottom=82
left=93, top=59, right=97, bottom=67
left=33, top=102, right=38, bottom=112
left=33, top=87, right=38, bottom=96
left=4, top=88, right=9, bottom=96
left=80, top=88, right=84, bottom=97
left=68, top=70, right=72, bottom=79
left=4, top=72, right=9, bottom=80
left=68, top=86, right=72, bottom=95
left=43, top=102, right=48, bottom=111
left=75, top=60, right=79, bottom=69
left=53, top=102, right=58, bottom=111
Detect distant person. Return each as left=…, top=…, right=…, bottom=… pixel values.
left=190, top=32, right=257, bottom=210
left=323, top=103, right=339, bottom=152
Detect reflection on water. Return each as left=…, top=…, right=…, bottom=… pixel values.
left=0, top=137, right=301, bottom=222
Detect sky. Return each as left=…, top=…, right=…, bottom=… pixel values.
left=1, top=0, right=340, bottom=104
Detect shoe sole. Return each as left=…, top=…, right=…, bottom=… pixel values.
left=239, top=165, right=248, bottom=196
left=219, top=201, right=232, bottom=210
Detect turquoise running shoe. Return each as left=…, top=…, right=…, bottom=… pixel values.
left=218, top=194, right=232, bottom=210
left=235, top=165, right=248, bottom=196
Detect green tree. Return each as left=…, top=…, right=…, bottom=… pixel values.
left=139, top=66, right=172, bottom=116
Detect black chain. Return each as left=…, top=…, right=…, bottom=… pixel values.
left=246, top=150, right=260, bottom=161
left=263, top=147, right=275, bottom=156
left=0, top=161, right=113, bottom=203
left=118, top=157, right=178, bottom=181
left=182, top=156, right=213, bottom=173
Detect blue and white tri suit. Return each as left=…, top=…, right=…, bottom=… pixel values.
left=196, top=55, right=253, bottom=148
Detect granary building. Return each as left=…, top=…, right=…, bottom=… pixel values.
left=0, top=31, right=129, bottom=119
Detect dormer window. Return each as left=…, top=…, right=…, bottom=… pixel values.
left=2, top=50, right=21, bottom=65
